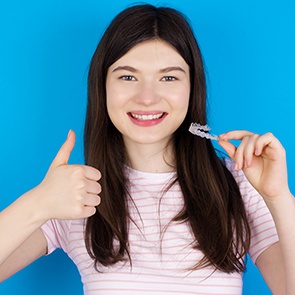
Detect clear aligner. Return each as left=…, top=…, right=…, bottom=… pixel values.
left=190, top=123, right=211, bottom=132
left=188, top=123, right=219, bottom=141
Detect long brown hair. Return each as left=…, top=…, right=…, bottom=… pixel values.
left=84, top=4, right=251, bottom=273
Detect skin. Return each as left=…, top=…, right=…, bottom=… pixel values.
left=219, top=132, right=295, bottom=294
left=0, top=41, right=294, bottom=294
left=0, top=131, right=101, bottom=281
left=106, top=40, right=190, bottom=172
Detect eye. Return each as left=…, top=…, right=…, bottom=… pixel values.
left=161, top=76, right=177, bottom=82
left=120, top=75, right=136, bottom=81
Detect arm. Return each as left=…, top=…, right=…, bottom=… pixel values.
left=0, top=130, right=101, bottom=282
left=0, top=229, right=47, bottom=282
left=218, top=131, right=295, bottom=295
left=256, top=192, right=295, bottom=295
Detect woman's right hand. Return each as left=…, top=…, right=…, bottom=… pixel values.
left=32, top=130, right=101, bottom=221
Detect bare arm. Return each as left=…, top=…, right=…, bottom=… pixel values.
left=219, top=131, right=295, bottom=295
left=256, top=242, right=285, bottom=294
left=256, top=193, right=295, bottom=294
left=0, top=189, right=48, bottom=269
left=0, top=131, right=101, bottom=281
left=0, top=229, right=47, bottom=282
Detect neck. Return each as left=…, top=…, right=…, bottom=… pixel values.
left=124, top=141, right=175, bottom=173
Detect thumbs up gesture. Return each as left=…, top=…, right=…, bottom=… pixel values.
left=33, top=130, right=101, bottom=221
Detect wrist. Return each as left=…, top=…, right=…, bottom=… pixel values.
left=263, top=191, right=294, bottom=206
left=20, top=186, right=51, bottom=226
left=263, top=192, right=295, bottom=227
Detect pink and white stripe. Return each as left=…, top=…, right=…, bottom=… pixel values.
left=41, top=159, right=278, bottom=294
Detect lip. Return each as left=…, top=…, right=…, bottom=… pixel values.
left=128, top=111, right=167, bottom=127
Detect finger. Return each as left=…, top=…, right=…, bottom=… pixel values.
left=218, top=140, right=237, bottom=159
left=219, top=133, right=255, bottom=170
left=84, top=194, right=101, bottom=207
left=84, top=166, right=101, bottom=181
left=82, top=206, right=97, bottom=218
left=86, top=180, right=101, bottom=195
left=50, top=130, right=76, bottom=169
left=219, top=131, right=256, bottom=169
left=225, top=136, right=249, bottom=170
left=254, top=132, right=276, bottom=156
left=240, top=134, right=260, bottom=168
left=219, top=130, right=254, bottom=141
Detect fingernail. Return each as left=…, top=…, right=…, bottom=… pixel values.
left=234, top=162, right=239, bottom=171
left=219, top=134, right=228, bottom=141
left=67, top=130, right=72, bottom=139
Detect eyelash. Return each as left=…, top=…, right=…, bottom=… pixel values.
left=120, top=75, right=136, bottom=81
left=119, top=75, right=178, bottom=81
left=161, top=76, right=177, bottom=81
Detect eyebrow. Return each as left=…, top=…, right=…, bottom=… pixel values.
left=159, top=66, right=186, bottom=74
left=112, top=66, right=138, bottom=73
left=112, top=65, right=186, bottom=74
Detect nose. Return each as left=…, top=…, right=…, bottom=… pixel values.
left=134, top=80, right=160, bottom=106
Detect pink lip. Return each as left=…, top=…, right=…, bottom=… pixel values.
left=127, top=111, right=168, bottom=127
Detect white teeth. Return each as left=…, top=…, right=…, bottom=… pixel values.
left=131, top=113, right=163, bottom=121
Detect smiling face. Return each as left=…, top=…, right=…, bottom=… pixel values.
left=106, top=39, right=190, bottom=154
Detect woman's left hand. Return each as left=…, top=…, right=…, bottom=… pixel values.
left=218, top=130, right=290, bottom=200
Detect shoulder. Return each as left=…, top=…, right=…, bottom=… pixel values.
left=41, top=218, right=86, bottom=254
left=222, top=157, right=275, bottom=219
left=222, top=157, right=253, bottom=189
left=222, top=157, right=261, bottom=207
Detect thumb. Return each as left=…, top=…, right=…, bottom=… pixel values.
left=218, top=140, right=237, bottom=159
left=50, top=130, right=76, bottom=169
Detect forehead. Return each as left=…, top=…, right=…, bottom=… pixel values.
left=109, top=39, right=189, bottom=71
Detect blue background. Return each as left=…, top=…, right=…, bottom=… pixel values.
left=1, top=0, right=294, bottom=294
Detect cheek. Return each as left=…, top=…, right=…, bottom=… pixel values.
left=105, top=78, right=112, bottom=113
left=106, top=76, right=123, bottom=113
left=106, top=90, right=128, bottom=132
left=105, top=94, right=113, bottom=118
left=172, top=88, right=190, bottom=124
left=106, top=91, right=120, bottom=127
left=106, top=85, right=121, bottom=114
left=172, top=86, right=190, bottom=111
left=106, top=82, right=132, bottom=110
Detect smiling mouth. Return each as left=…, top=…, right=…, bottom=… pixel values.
left=129, top=112, right=165, bottom=121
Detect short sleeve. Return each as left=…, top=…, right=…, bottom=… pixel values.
left=41, top=219, right=71, bottom=254
left=224, top=159, right=279, bottom=264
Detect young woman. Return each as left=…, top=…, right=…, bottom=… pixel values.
left=0, top=4, right=294, bottom=295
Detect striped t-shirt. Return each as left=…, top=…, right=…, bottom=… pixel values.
left=41, top=160, right=278, bottom=295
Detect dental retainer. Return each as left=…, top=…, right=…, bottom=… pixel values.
left=188, top=123, right=219, bottom=141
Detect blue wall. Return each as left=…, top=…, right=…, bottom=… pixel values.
left=1, top=0, right=294, bottom=294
